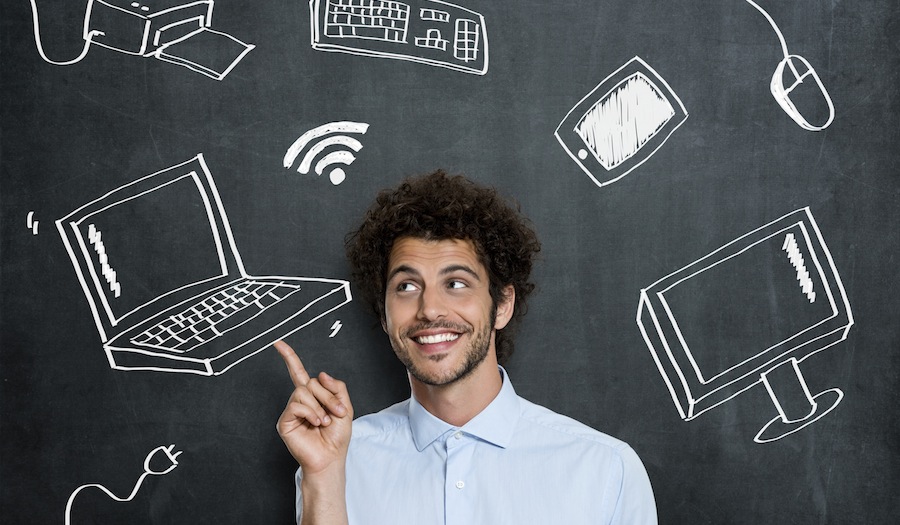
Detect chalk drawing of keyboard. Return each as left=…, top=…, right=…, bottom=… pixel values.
left=309, top=0, right=488, bottom=74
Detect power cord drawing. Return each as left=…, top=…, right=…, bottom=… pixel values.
left=64, top=444, right=183, bottom=525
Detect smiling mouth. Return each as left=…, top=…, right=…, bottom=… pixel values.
left=413, top=333, right=461, bottom=345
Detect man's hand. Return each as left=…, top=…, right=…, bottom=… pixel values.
left=275, top=340, right=352, bottom=525
left=274, top=340, right=353, bottom=475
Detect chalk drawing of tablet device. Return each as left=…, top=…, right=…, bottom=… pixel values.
left=555, top=56, right=687, bottom=188
left=56, top=154, right=352, bottom=376
left=637, top=208, right=853, bottom=443
left=309, top=0, right=488, bottom=75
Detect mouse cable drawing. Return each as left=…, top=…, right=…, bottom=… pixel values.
left=28, top=0, right=103, bottom=65
left=743, top=0, right=835, bottom=131
left=64, top=444, right=183, bottom=525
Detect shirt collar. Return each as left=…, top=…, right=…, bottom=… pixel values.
left=409, top=366, right=520, bottom=452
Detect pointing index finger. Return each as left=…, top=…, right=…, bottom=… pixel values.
left=273, top=340, right=311, bottom=387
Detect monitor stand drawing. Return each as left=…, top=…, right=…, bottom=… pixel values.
left=637, top=207, right=853, bottom=443
left=56, top=154, right=352, bottom=376
left=754, top=356, right=843, bottom=443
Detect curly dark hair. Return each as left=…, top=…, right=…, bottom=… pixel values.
left=345, top=170, right=541, bottom=365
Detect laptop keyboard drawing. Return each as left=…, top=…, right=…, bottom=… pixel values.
left=131, top=280, right=305, bottom=352
left=56, top=154, right=352, bottom=376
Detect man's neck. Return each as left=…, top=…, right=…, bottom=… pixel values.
left=409, top=355, right=503, bottom=428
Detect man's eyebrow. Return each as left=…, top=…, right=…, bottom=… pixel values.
left=386, top=265, right=419, bottom=283
left=440, top=264, right=481, bottom=281
left=386, top=264, right=482, bottom=282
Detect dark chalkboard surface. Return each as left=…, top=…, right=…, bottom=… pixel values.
left=3, top=1, right=899, bottom=523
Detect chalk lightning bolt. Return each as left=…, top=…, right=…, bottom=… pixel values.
left=329, top=320, right=343, bottom=338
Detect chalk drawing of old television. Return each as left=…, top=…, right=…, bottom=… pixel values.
left=82, top=0, right=254, bottom=80
left=56, top=154, right=351, bottom=376
left=637, top=208, right=853, bottom=443
left=309, top=0, right=488, bottom=75
left=555, top=56, right=687, bottom=188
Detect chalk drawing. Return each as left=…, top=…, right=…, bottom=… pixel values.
left=28, top=0, right=253, bottom=81
left=56, top=154, right=352, bottom=376
left=555, top=56, right=688, bottom=188
left=86, top=224, right=122, bottom=298
left=309, top=0, right=488, bottom=75
left=744, top=0, right=834, bottom=131
left=27, top=211, right=40, bottom=235
left=783, top=232, right=816, bottom=303
left=329, top=320, right=342, bottom=338
left=283, top=121, right=370, bottom=185
left=64, top=444, right=182, bottom=525
left=637, top=207, right=852, bottom=443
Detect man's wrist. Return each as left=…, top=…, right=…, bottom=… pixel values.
left=300, top=461, right=349, bottom=525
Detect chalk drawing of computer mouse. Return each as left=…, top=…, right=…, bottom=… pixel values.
left=770, top=53, right=834, bottom=131
left=27, top=0, right=254, bottom=81
left=745, top=0, right=835, bottom=131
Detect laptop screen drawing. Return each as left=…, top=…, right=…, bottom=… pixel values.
left=72, top=172, right=227, bottom=323
left=57, top=154, right=352, bottom=376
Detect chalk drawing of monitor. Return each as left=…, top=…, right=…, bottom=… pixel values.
left=56, top=154, right=352, bottom=376
left=637, top=208, right=853, bottom=443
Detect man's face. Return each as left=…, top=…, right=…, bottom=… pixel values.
left=383, top=237, right=513, bottom=386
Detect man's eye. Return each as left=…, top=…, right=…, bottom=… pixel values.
left=448, top=280, right=467, bottom=289
left=397, top=282, right=418, bottom=292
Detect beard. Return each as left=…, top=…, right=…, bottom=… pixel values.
left=390, top=307, right=497, bottom=386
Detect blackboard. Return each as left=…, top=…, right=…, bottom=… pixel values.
left=2, top=1, right=898, bottom=523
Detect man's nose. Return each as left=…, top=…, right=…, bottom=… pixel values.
left=417, top=286, right=448, bottom=321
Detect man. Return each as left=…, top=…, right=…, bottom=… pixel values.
left=275, top=171, right=657, bottom=524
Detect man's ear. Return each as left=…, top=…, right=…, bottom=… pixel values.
left=494, top=285, right=515, bottom=330
left=378, top=302, right=388, bottom=333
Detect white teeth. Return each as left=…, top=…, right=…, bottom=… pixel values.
left=415, top=333, right=460, bottom=345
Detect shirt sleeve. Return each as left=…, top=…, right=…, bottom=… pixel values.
left=610, top=445, right=658, bottom=525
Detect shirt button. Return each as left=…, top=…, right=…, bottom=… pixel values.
left=454, top=431, right=462, bottom=440
left=455, top=480, right=465, bottom=489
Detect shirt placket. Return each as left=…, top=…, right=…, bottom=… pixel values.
left=444, top=429, right=477, bottom=525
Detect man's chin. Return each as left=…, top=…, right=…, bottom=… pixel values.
left=408, top=355, right=483, bottom=387
left=393, top=327, right=492, bottom=387
left=408, top=363, right=458, bottom=387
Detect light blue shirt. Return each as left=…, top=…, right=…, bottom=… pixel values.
left=295, top=368, right=657, bottom=524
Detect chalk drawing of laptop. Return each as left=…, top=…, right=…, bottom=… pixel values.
left=56, top=154, right=352, bottom=376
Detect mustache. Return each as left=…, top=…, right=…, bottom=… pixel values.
left=402, top=320, right=473, bottom=338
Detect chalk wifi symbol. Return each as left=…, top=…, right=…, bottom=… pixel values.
left=283, top=121, right=369, bottom=185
